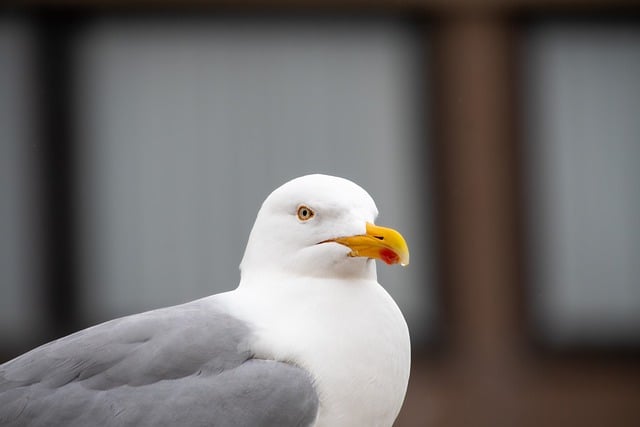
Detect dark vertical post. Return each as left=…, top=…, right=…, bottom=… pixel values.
left=429, top=13, right=522, bottom=425
left=33, top=12, right=79, bottom=340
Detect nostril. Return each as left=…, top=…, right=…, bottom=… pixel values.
left=374, top=236, right=384, bottom=241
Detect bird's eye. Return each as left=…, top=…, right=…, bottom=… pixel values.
left=297, top=205, right=315, bottom=221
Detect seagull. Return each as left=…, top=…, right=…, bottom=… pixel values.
left=0, top=174, right=411, bottom=427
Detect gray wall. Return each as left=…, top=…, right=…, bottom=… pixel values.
left=0, top=20, right=43, bottom=342
left=526, top=24, right=640, bottom=344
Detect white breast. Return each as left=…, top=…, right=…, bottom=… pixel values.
left=220, top=276, right=411, bottom=427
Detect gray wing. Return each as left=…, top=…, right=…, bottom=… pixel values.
left=0, top=299, right=319, bottom=427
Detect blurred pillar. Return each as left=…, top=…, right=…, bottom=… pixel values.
left=430, top=13, right=522, bottom=425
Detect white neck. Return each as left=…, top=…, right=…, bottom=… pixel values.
left=218, top=274, right=411, bottom=427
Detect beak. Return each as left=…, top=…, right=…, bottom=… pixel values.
left=325, top=222, right=410, bottom=266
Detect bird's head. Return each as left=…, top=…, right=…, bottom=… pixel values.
left=240, top=174, right=409, bottom=281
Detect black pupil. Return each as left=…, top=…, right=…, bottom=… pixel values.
left=301, top=209, right=308, bottom=217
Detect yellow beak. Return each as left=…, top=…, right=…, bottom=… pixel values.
left=326, top=222, right=410, bottom=266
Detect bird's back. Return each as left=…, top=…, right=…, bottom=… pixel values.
left=0, top=297, right=318, bottom=426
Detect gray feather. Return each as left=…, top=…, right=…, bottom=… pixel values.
left=0, top=300, right=318, bottom=426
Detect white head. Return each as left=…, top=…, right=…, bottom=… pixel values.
left=239, top=174, right=409, bottom=281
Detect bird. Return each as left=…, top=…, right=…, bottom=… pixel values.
left=0, top=174, right=411, bottom=427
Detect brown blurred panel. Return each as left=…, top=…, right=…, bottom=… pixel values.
left=398, top=357, right=640, bottom=426
left=523, top=358, right=640, bottom=427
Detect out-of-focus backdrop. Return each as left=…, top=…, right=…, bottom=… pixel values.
left=1, top=1, right=639, bottom=426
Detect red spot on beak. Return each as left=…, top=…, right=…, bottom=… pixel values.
left=379, top=248, right=399, bottom=265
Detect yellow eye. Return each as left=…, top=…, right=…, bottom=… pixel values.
left=297, top=205, right=315, bottom=221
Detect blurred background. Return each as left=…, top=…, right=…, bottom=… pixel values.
left=0, top=1, right=639, bottom=426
